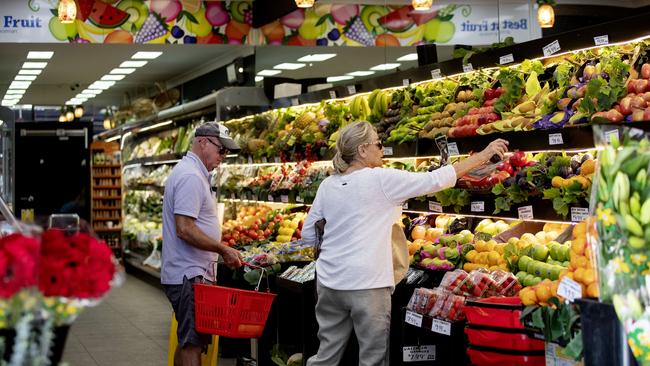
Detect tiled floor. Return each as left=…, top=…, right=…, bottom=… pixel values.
left=61, top=273, right=237, bottom=366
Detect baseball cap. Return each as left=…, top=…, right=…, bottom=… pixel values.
left=194, top=122, right=240, bottom=151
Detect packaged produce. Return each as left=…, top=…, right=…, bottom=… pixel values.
left=488, top=270, right=522, bottom=297
left=465, top=269, right=497, bottom=298
left=406, top=287, right=440, bottom=315
left=440, top=269, right=470, bottom=295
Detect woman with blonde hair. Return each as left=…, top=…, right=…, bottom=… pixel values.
left=302, top=121, right=508, bottom=366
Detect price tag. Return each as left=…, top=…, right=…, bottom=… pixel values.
left=429, top=201, right=443, bottom=213
left=402, top=202, right=409, bottom=210
left=548, top=133, right=564, bottom=145
left=274, top=156, right=281, bottom=163
left=247, top=156, right=253, bottom=164
left=499, top=53, right=514, bottom=65
left=404, top=310, right=423, bottom=328
left=267, top=194, right=274, bottom=202
left=280, top=195, right=289, bottom=203
left=605, top=129, right=619, bottom=144
left=291, top=97, right=299, bottom=106
left=262, top=157, right=268, bottom=163
left=329, top=90, right=337, bottom=99
left=431, top=69, right=442, bottom=79
left=471, top=201, right=485, bottom=212
left=557, top=277, right=582, bottom=302
left=230, top=193, right=236, bottom=199
left=403, top=345, right=436, bottom=362
left=347, top=85, right=356, bottom=95
left=462, top=63, right=474, bottom=73
left=431, top=319, right=451, bottom=336
left=402, top=78, right=410, bottom=87
left=543, top=40, right=561, bottom=57
left=594, top=35, right=609, bottom=46
left=518, top=205, right=534, bottom=220
left=447, top=142, right=459, bottom=156
left=383, top=146, right=394, bottom=156
left=571, top=207, right=589, bottom=222
left=296, top=196, right=304, bottom=203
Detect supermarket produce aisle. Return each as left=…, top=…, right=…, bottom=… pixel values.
left=61, top=273, right=236, bottom=366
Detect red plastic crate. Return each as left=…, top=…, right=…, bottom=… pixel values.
left=467, top=347, right=545, bottom=366
left=465, top=326, right=545, bottom=351
left=464, top=297, right=524, bottom=329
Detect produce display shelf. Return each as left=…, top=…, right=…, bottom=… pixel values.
left=93, top=164, right=121, bottom=168
left=126, top=184, right=165, bottom=192
left=93, top=217, right=121, bottom=221
left=93, top=206, right=122, bottom=210
left=124, top=252, right=161, bottom=279
left=94, top=227, right=122, bottom=232
left=93, top=185, right=122, bottom=189
left=93, top=175, right=121, bottom=178
left=94, top=196, right=122, bottom=200
left=123, top=153, right=184, bottom=167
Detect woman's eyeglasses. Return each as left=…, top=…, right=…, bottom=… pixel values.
left=362, top=141, right=383, bottom=150
left=205, top=138, right=229, bottom=155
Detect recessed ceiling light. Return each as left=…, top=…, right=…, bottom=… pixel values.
left=119, top=60, right=147, bottom=68
left=14, top=75, right=37, bottom=81
left=273, top=63, right=306, bottom=70
left=9, top=81, right=31, bottom=89
left=90, top=81, right=116, bottom=89
left=370, top=63, right=401, bottom=71
left=18, top=69, right=42, bottom=75
left=257, top=69, right=282, bottom=76
left=83, top=89, right=103, bottom=95
left=110, top=68, right=136, bottom=74
left=346, top=71, right=376, bottom=77
left=22, top=62, right=47, bottom=69
left=397, top=53, right=419, bottom=61
left=131, top=51, right=162, bottom=59
left=101, top=74, right=126, bottom=81
left=255, top=76, right=264, bottom=82
left=297, top=54, right=337, bottom=62
left=26, top=51, right=53, bottom=60
left=327, top=76, right=354, bottom=82
left=5, top=90, right=25, bottom=95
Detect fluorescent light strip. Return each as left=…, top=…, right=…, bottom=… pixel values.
left=131, top=51, right=162, bottom=59
left=1, top=101, right=17, bottom=106
left=76, top=93, right=96, bottom=99
left=255, top=76, right=264, bottom=82
left=327, top=76, right=354, bottom=82
left=5, top=90, right=25, bottom=95
left=110, top=68, right=136, bottom=74
left=9, top=81, right=31, bottom=89
left=14, top=75, right=37, bottom=81
left=101, top=74, right=126, bottom=81
left=139, top=120, right=173, bottom=133
left=90, top=81, right=116, bottom=89
left=3, top=95, right=22, bottom=100
left=18, top=69, right=42, bottom=75
left=397, top=53, right=418, bottom=61
left=82, top=89, right=103, bottom=95
left=119, top=60, right=147, bottom=68
left=346, top=71, right=375, bottom=77
left=26, top=51, right=53, bottom=60
left=22, top=61, right=47, bottom=69
left=297, top=53, right=337, bottom=62
left=273, top=63, right=306, bottom=70
left=257, top=69, right=281, bottom=76
left=370, top=63, right=401, bottom=71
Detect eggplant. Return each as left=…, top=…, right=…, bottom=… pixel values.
left=517, top=177, right=529, bottom=189
left=558, top=166, right=573, bottom=178
left=570, top=155, right=582, bottom=171
left=581, top=153, right=594, bottom=163
left=504, top=176, right=516, bottom=188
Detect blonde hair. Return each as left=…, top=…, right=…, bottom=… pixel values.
left=332, top=121, right=375, bottom=174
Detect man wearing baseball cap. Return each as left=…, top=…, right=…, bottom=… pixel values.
left=161, top=122, right=243, bottom=366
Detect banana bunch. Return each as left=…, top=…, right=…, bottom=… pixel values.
left=349, top=95, right=371, bottom=121
left=367, top=89, right=392, bottom=121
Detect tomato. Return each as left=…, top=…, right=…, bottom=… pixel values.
left=252, top=224, right=259, bottom=231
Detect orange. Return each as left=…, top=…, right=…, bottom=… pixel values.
left=550, top=281, right=559, bottom=297
left=576, top=256, right=589, bottom=268
left=520, top=288, right=538, bottom=306
left=574, top=268, right=586, bottom=283
left=582, top=268, right=596, bottom=284
left=535, top=285, right=552, bottom=304
left=587, top=282, right=600, bottom=298
left=571, top=237, right=587, bottom=256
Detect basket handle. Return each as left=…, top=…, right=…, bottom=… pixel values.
left=205, top=260, right=272, bottom=292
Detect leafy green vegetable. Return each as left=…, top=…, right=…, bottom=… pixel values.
left=493, top=68, right=525, bottom=114
left=492, top=183, right=530, bottom=214
left=520, top=59, right=545, bottom=75
left=525, top=71, right=541, bottom=98
left=553, top=61, right=575, bottom=91
left=433, top=188, right=470, bottom=213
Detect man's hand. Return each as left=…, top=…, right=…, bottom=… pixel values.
left=220, top=245, right=243, bottom=269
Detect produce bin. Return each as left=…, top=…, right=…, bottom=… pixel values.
left=464, top=297, right=524, bottom=329
left=467, top=345, right=545, bottom=366
left=465, top=325, right=545, bottom=352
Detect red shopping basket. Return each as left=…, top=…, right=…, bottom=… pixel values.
left=193, top=262, right=276, bottom=338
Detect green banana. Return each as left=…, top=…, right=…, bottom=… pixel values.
left=620, top=201, right=630, bottom=216
left=636, top=169, right=647, bottom=192
left=640, top=198, right=650, bottom=225
left=629, top=236, right=645, bottom=249
left=610, top=147, right=636, bottom=178
left=598, top=173, right=609, bottom=202
left=645, top=227, right=650, bottom=243
left=600, top=146, right=615, bottom=179
left=613, top=172, right=630, bottom=210
left=631, top=193, right=642, bottom=220
left=625, top=214, right=644, bottom=237
left=621, top=155, right=650, bottom=176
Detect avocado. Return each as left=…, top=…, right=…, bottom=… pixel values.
left=360, top=5, right=389, bottom=35
left=117, top=0, right=148, bottom=32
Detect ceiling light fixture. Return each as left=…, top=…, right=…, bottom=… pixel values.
left=9, top=81, right=31, bottom=89
left=3, top=95, right=22, bottom=100
left=14, top=75, right=37, bottom=81
left=110, top=68, right=136, bottom=74
left=59, top=113, right=67, bottom=122
left=26, top=51, right=54, bottom=60
left=58, top=0, right=77, bottom=24
left=83, top=89, right=103, bottom=95
left=22, top=62, right=47, bottom=69
left=1, top=100, right=18, bottom=106
left=103, top=117, right=112, bottom=130
left=74, top=106, right=84, bottom=118
left=411, top=0, right=433, bottom=11
left=119, top=60, right=148, bottom=68
left=90, top=81, right=116, bottom=89
left=5, top=90, right=25, bottom=95
left=346, top=71, right=375, bottom=77
left=101, top=74, right=126, bottom=81
left=76, top=93, right=96, bottom=99
left=297, top=54, right=337, bottom=62
left=18, top=69, right=42, bottom=75
left=255, top=76, right=264, bottom=82
left=273, top=63, right=306, bottom=70
left=537, top=1, right=555, bottom=28
left=326, top=76, right=354, bottom=82
left=131, top=51, right=163, bottom=59
left=65, top=109, right=75, bottom=122
left=370, top=63, right=401, bottom=71
left=295, top=0, right=314, bottom=8
left=397, top=53, right=419, bottom=61
left=257, top=69, right=282, bottom=76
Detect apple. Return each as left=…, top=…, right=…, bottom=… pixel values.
left=607, top=109, right=624, bottom=123
left=643, top=107, right=650, bottom=121
left=632, top=108, right=645, bottom=122
left=635, top=79, right=649, bottom=94
left=641, top=92, right=650, bottom=102
left=631, top=96, right=647, bottom=110
left=619, top=96, right=632, bottom=115
left=583, top=65, right=597, bottom=80
left=642, top=63, right=650, bottom=79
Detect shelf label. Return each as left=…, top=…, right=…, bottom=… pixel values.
left=402, top=78, right=410, bottom=87
left=462, top=63, right=474, bottom=73
left=431, top=318, right=451, bottom=336
left=571, top=207, right=589, bottom=222
left=247, top=156, right=253, bottom=164
left=274, top=156, right=282, bottom=163
left=383, top=146, right=394, bottom=156
left=447, top=142, right=460, bottom=156
left=403, top=345, right=435, bottom=362
left=230, top=193, right=236, bottom=199
left=402, top=202, right=409, bottom=210
left=267, top=194, right=274, bottom=202
left=499, top=53, right=514, bottom=65
left=405, top=310, right=423, bottom=328
left=347, top=85, right=356, bottom=95
left=430, top=69, right=442, bottom=79
left=296, top=196, right=304, bottom=203
left=558, top=277, right=582, bottom=302
left=280, top=195, right=289, bottom=203
left=471, top=201, right=485, bottom=212
left=605, top=129, right=619, bottom=145
left=291, top=97, right=299, bottom=106
left=329, top=90, right=337, bottom=99
left=594, top=35, right=609, bottom=46
left=429, top=201, right=443, bottom=213
left=518, top=205, right=534, bottom=220
left=543, top=40, right=561, bottom=57
left=548, top=133, right=564, bottom=145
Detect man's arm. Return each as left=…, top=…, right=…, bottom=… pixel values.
left=175, top=214, right=243, bottom=268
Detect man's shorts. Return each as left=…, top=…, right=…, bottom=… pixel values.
left=164, top=275, right=212, bottom=349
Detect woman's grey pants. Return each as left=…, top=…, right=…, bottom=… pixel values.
left=306, top=280, right=391, bottom=366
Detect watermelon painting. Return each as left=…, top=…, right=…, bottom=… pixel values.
left=88, top=1, right=130, bottom=29
left=75, top=0, right=95, bottom=22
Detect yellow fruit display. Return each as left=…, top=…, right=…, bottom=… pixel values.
left=558, top=221, right=599, bottom=298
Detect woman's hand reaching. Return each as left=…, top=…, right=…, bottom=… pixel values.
left=452, top=139, right=510, bottom=178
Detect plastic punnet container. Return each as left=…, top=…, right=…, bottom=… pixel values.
left=439, top=269, right=470, bottom=295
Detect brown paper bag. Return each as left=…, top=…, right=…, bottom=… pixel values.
left=392, top=223, right=409, bottom=285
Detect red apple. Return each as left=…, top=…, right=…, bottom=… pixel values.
left=631, top=96, right=647, bottom=110
left=628, top=81, right=637, bottom=94
left=642, top=63, right=650, bottom=79
left=613, top=104, right=623, bottom=114
left=641, top=92, right=650, bottom=102
left=632, top=108, right=645, bottom=122
left=619, top=97, right=632, bottom=115
left=607, top=109, right=624, bottom=123
left=635, top=79, right=649, bottom=94
left=643, top=107, right=650, bottom=121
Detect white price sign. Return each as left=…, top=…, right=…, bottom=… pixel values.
left=291, top=97, right=299, bottom=106
left=431, top=69, right=442, bottom=79
left=403, top=78, right=410, bottom=87
left=248, top=156, right=254, bottom=164
left=557, top=277, right=582, bottom=302
left=431, top=319, right=451, bottom=336
left=499, top=54, right=514, bottom=65
left=518, top=205, right=534, bottom=220
left=347, top=85, right=356, bottom=95
left=329, top=90, right=337, bottom=99
left=548, top=133, right=564, bottom=145
left=605, top=129, right=619, bottom=145
left=405, top=310, right=423, bottom=328
left=230, top=193, right=236, bottom=199
left=571, top=207, right=589, bottom=222
left=462, top=63, right=474, bottom=73
left=403, top=345, right=436, bottom=362
left=543, top=40, right=561, bottom=56
left=296, top=196, right=304, bottom=203
left=280, top=195, right=289, bottom=203
left=262, top=157, right=268, bottom=163
left=471, top=201, right=485, bottom=212
left=402, top=202, right=409, bottom=210
left=429, top=201, right=443, bottom=213
left=447, top=142, right=460, bottom=156
left=594, top=35, right=609, bottom=46
left=274, top=156, right=281, bottom=163
left=267, top=194, right=274, bottom=202
left=383, top=146, right=394, bottom=156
